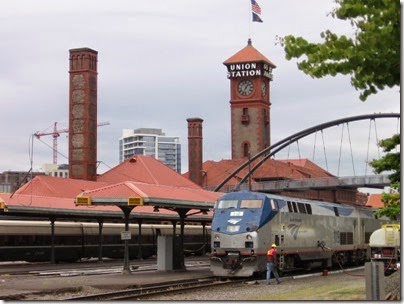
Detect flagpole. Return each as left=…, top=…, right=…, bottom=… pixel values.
left=248, top=0, right=252, bottom=41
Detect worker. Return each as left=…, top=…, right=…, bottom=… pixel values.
left=266, top=243, right=281, bottom=285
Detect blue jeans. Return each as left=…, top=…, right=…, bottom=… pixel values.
left=266, top=262, right=280, bottom=284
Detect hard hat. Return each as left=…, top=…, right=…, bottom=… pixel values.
left=271, top=244, right=277, bottom=248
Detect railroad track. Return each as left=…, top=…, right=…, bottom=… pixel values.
left=0, top=259, right=209, bottom=277
left=63, top=277, right=249, bottom=301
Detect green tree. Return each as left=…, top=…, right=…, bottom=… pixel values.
left=280, top=0, right=400, bottom=219
left=369, top=134, right=400, bottom=220
left=280, top=0, right=400, bottom=101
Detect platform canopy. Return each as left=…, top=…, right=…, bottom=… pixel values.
left=75, top=180, right=221, bottom=216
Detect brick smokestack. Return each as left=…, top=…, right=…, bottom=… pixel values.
left=68, top=48, right=98, bottom=181
left=187, top=118, right=203, bottom=187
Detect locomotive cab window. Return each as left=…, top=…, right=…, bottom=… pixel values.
left=240, top=199, right=262, bottom=209
left=270, top=199, right=279, bottom=210
left=216, top=200, right=238, bottom=209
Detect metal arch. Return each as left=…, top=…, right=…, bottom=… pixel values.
left=214, top=113, right=400, bottom=192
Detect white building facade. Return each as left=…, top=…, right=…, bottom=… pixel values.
left=119, top=128, right=181, bottom=173
left=42, top=163, right=69, bottom=178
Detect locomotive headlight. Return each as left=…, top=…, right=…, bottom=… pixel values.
left=246, top=234, right=252, bottom=240
left=214, top=234, right=220, bottom=240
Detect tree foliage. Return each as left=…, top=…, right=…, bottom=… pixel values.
left=279, top=0, right=400, bottom=219
left=281, top=0, right=400, bottom=101
left=370, top=134, right=400, bottom=220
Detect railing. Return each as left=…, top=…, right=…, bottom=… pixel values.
left=207, top=175, right=391, bottom=192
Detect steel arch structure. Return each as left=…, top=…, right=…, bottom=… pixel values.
left=214, top=113, right=400, bottom=192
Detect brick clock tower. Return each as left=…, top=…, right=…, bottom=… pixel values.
left=223, top=39, right=276, bottom=159
left=68, top=48, right=98, bottom=181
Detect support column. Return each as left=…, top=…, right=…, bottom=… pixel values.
left=119, top=206, right=135, bottom=274
left=137, top=219, right=143, bottom=260
left=97, top=219, right=104, bottom=263
left=50, top=218, right=56, bottom=264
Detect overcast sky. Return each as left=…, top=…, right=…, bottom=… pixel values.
left=1, top=0, right=400, bottom=178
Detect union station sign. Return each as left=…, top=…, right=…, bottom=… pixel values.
left=227, top=62, right=273, bottom=80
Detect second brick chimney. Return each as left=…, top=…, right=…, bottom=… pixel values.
left=187, top=118, right=203, bottom=187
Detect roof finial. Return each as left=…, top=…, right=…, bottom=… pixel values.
left=247, top=38, right=252, bottom=46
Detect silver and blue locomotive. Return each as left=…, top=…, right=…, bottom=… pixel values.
left=210, top=191, right=390, bottom=277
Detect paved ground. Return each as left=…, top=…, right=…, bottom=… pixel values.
left=0, top=267, right=212, bottom=299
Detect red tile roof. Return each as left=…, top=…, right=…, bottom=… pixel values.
left=1, top=155, right=220, bottom=216
left=366, top=194, right=384, bottom=208
left=278, top=159, right=334, bottom=179
left=82, top=181, right=221, bottom=203
left=15, top=175, right=108, bottom=198
left=98, top=155, right=200, bottom=189
left=223, top=41, right=276, bottom=67
left=78, top=181, right=221, bottom=217
left=0, top=192, right=119, bottom=211
left=186, top=158, right=335, bottom=189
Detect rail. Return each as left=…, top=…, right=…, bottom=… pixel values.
left=207, top=175, right=390, bottom=192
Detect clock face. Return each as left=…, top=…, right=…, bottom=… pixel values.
left=261, top=81, right=267, bottom=96
left=238, top=80, right=254, bottom=96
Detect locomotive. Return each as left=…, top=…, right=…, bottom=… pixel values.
left=0, top=220, right=210, bottom=263
left=210, top=190, right=390, bottom=277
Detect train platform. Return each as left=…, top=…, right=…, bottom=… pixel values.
left=0, top=259, right=213, bottom=299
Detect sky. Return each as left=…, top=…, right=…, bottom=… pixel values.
left=0, top=0, right=400, bottom=179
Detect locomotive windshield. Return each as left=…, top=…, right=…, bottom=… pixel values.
left=216, top=199, right=262, bottom=209
left=240, top=199, right=262, bottom=208
left=216, top=200, right=238, bottom=209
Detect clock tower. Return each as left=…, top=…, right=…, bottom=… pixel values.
left=224, top=39, right=276, bottom=159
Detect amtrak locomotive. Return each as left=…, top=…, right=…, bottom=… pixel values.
left=210, top=191, right=390, bottom=277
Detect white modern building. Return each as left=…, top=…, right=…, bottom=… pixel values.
left=119, top=128, right=181, bottom=173
left=42, top=163, right=69, bottom=178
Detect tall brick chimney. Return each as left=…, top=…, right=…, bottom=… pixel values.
left=187, top=118, right=203, bottom=187
left=68, top=48, right=98, bottom=181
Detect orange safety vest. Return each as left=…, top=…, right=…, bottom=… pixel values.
left=267, top=248, right=276, bottom=263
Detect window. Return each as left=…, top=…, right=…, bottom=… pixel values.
left=270, top=199, right=279, bottom=210
left=240, top=199, right=262, bottom=209
left=243, top=143, right=250, bottom=157
left=216, top=200, right=238, bottom=209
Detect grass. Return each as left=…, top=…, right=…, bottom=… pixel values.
left=254, top=282, right=366, bottom=301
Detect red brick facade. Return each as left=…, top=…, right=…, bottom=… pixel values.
left=223, top=40, right=276, bottom=159
left=187, top=118, right=204, bottom=186
left=68, top=48, right=98, bottom=181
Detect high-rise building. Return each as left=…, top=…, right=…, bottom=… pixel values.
left=119, top=128, right=181, bottom=173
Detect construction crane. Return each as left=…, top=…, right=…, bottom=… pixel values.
left=34, top=121, right=110, bottom=164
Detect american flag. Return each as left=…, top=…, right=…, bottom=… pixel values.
left=251, top=0, right=262, bottom=15
left=252, top=12, right=263, bottom=23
